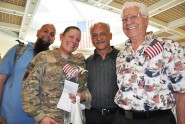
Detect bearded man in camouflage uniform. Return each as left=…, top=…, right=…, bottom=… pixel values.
left=22, top=26, right=91, bottom=124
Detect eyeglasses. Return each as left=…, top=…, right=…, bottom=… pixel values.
left=122, top=14, right=140, bottom=23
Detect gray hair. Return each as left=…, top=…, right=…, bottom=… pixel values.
left=90, top=22, right=110, bottom=36
left=121, top=2, right=148, bottom=18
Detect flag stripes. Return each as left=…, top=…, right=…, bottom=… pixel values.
left=63, top=64, right=76, bottom=76
left=144, top=41, right=164, bottom=59
left=77, top=20, right=94, bottom=50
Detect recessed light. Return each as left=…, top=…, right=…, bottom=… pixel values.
left=27, top=14, right=32, bottom=17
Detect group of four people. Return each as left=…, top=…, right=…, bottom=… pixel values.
left=0, top=2, right=185, bottom=124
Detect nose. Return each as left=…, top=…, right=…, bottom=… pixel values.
left=125, top=17, right=133, bottom=25
left=97, top=34, right=103, bottom=41
left=73, top=38, right=79, bottom=44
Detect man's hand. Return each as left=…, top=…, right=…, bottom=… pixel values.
left=41, top=116, right=57, bottom=124
left=74, top=53, right=85, bottom=61
left=0, top=116, right=5, bottom=124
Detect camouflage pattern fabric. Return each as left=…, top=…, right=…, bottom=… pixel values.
left=22, top=49, right=91, bottom=124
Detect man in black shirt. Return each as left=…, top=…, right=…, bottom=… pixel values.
left=85, top=22, right=120, bottom=124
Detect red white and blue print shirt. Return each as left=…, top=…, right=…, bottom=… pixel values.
left=115, top=32, right=185, bottom=111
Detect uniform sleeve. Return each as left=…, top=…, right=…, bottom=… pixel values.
left=76, top=59, right=92, bottom=109
left=22, top=53, right=47, bottom=123
left=0, top=45, right=17, bottom=74
left=81, top=88, right=92, bottom=109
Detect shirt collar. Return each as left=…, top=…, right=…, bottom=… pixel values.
left=27, top=42, right=35, bottom=50
left=92, top=46, right=119, bottom=60
left=125, top=31, right=155, bottom=48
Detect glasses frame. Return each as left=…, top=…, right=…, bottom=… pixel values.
left=122, top=13, right=140, bottom=24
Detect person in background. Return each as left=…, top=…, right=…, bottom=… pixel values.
left=22, top=26, right=91, bottom=124
left=0, top=24, right=56, bottom=124
left=115, top=2, right=185, bottom=124
left=85, top=22, right=120, bottom=124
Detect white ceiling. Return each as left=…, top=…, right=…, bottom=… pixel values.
left=25, top=0, right=126, bottom=46
left=1, top=0, right=127, bottom=57
left=1, top=0, right=184, bottom=58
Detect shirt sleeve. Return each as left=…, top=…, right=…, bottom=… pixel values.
left=167, top=41, right=185, bottom=93
left=76, top=59, right=92, bottom=109
left=22, top=53, right=47, bottom=123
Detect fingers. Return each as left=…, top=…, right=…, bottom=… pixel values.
left=74, top=53, right=85, bottom=60
left=69, top=93, right=76, bottom=103
left=41, top=116, right=57, bottom=124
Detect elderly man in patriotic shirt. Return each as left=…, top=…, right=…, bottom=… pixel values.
left=114, top=2, right=185, bottom=124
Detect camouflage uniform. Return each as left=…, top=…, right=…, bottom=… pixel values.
left=22, top=49, right=91, bottom=124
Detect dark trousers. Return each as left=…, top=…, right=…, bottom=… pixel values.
left=85, top=108, right=121, bottom=124
left=112, top=109, right=176, bottom=124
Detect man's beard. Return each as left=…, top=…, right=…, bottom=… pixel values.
left=34, top=38, right=51, bottom=55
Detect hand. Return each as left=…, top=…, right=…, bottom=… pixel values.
left=0, top=116, right=5, bottom=124
left=77, top=92, right=85, bottom=102
left=69, top=92, right=85, bottom=103
left=41, top=116, right=57, bottom=124
left=69, top=93, right=76, bottom=104
left=74, top=53, right=85, bottom=60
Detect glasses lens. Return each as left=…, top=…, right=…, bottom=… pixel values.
left=122, top=14, right=139, bottom=23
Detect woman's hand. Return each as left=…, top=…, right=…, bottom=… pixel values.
left=69, top=92, right=85, bottom=103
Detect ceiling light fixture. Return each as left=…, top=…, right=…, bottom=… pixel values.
left=27, top=14, right=32, bottom=17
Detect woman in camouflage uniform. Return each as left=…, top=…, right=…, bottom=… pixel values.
left=22, top=26, right=91, bottom=124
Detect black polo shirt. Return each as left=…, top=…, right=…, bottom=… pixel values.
left=85, top=46, right=119, bottom=109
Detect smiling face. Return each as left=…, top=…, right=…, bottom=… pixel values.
left=36, top=24, right=56, bottom=44
left=59, top=28, right=81, bottom=55
left=122, top=6, right=149, bottom=42
left=90, top=23, right=112, bottom=52
left=34, top=24, right=56, bottom=54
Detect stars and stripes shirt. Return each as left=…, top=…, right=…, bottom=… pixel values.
left=115, top=32, right=185, bottom=111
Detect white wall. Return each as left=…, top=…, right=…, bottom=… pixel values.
left=0, top=33, right=17, bottom=59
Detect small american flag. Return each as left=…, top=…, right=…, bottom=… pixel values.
left=77, top=20, right=94, bottom=50
left=63, top=64, right=76, bottom=76
left=144, top=40, right=164, bottom=59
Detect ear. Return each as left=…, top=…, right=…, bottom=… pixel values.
left=60, top=33, right=63, bottom=41
left=145, top=16, right=149, bottom=26
left=51, top=37, right=55, bottom=44
left=110, top=33, right=112, bottom=40
left=36, top=30, right=40, bottom=37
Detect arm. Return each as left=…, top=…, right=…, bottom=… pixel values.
left=0, top=74, right=6, bottom=124
left=72, top=57, right=92, bottom=109
left=78, top=89, right=92, bottom=109
left=0, top=116, right=5, bottom=124
left=0, top=74, right=8, bottom=101
left=22, top=55, right=47, bottom=123
left=174, top=93, right=185, bottom=124
left=168, top=42, right=185, bottom=124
